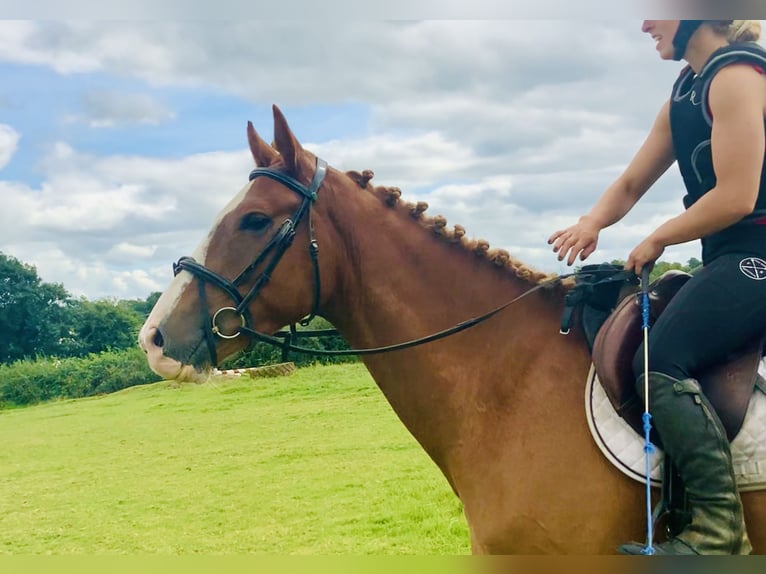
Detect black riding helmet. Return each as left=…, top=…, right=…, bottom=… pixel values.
left=672, top=20, right=734, bottom=61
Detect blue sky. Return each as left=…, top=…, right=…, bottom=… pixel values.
left=0, top=60, right=372, bottom=183
left=1, top=20, right=764, bottom=300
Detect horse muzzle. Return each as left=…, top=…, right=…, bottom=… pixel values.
left=138, top=323, right=209, bottom=382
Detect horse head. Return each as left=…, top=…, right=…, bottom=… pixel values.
left=139, top=105, right=343, bottom=380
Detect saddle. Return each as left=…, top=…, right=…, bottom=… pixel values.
left=590, top=269, right=764, bottom=443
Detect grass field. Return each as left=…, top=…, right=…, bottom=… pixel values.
left=0, top=363, right=470, bottom=555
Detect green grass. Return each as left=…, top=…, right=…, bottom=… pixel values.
left=0, top=363, right=470, bottom=555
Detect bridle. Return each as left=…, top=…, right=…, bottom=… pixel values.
left=172, top=157, right=327, bottom=365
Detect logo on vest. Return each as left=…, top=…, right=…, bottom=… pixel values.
left=739, top=257, right=766, bottom=280
left=690, top=90, right=701, bottom=106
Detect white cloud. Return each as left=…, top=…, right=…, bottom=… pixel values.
left=3, top=241, right=169, bottom=299
left=68, top=90, right=176, bottom=128
left=313, top=131, right=483, bottom=192
left=0, top=124, right=20, bottom=171
left=0, top=21, right=673, bottom=102
left=107, top=242, right=157, bottom=259
left=0, top=143, right=239, bottom=296
left=0, top=21, right=103, bottom=74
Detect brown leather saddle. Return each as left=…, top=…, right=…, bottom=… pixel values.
left=592, top=270, right=764, bottom=442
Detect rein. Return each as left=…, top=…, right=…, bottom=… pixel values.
left=240, top=275, right=564, bottom=356
left=172, top=156, right=636, bottom=363
left=251, top=265, right=636, bottom=357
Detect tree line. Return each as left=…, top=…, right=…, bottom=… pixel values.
left=0, top=251, right=160, bottom=365
left=0, top=250, right=353, bottom=370
left=0, top=250, right=355, bottom=408
left=621, top=257, right=702, bottom=281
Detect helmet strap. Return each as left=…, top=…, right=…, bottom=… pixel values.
left=672, top=20, right=704, bottom=61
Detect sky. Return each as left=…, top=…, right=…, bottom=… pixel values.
left=1, top=19, right=765, bottom=301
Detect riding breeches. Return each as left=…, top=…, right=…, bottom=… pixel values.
left=632, top=252, right=766, bottom=381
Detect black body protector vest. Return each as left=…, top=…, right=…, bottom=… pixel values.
left=670, top=42, right=766, bottom=263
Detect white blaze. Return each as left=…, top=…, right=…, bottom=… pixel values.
left=138, top=181, right=252, bottom=374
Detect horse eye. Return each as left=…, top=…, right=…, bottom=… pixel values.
left=240, top=212, right=272, bottom=233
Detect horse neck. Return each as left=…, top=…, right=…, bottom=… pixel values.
left=318, top=184, right=552, bottom=335
left=318, top=183, right=574, bottom=474
left=325, top=218, right=545, bottom=347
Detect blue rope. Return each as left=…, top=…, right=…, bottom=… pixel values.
left=642, top=411, right=656, bottom=554
left=640, top=271, right=656, bottom=555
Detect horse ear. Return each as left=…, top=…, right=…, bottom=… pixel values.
left=247, top=121, right=278, bottom=167
left=272, top=104, right=304, bottom=175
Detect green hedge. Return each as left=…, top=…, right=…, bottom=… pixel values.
left=0, top=318, right=356, bottom=409
left=0, top=347, right=162, bottom=408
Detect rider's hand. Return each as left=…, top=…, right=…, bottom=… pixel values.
left=625, top=235, right=665, bottom=276
left=548, top=216, right=601, bottom=266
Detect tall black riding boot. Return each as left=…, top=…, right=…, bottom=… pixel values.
left=618, top=372, right=751, bottom=555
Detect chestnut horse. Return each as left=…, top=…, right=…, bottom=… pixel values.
left=138, top=105, right=766, bottom=554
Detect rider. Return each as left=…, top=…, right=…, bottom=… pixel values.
left=548, top=20, right=766, bottom=555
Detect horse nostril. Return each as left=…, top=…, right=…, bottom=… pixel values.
left=153, top=329, right=164, bottom=348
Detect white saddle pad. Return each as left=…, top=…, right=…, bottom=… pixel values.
left=585, top=361, right=766, bottom=491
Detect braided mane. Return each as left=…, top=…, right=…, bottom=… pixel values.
left=344, top=169, right=566, bottom=291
